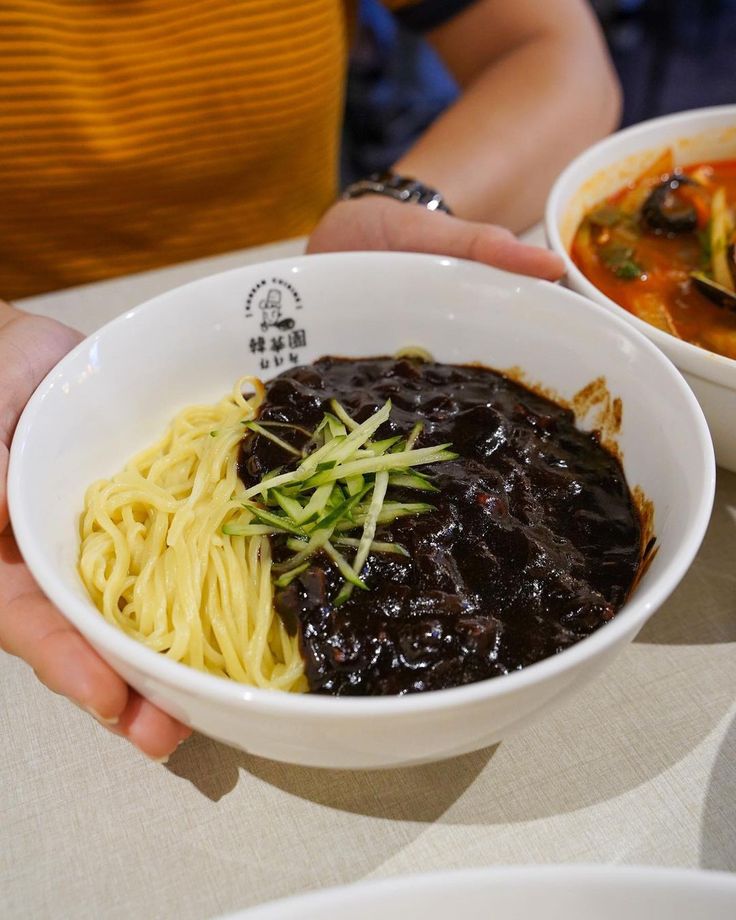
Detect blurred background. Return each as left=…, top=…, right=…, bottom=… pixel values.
left=342, top=0, right=736, bottom=185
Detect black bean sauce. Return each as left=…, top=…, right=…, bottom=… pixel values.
left=238, top=357, right=642, bottom=696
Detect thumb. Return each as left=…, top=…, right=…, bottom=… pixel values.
left=0, top=303, right=83, bottom=531
left=395, top=208, right=565, bottom=281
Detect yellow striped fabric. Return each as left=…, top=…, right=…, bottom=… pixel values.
left=0, top=1, right=360, bottom=298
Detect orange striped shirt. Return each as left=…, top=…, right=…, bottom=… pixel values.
left=0, top=0, right=433, bottom=298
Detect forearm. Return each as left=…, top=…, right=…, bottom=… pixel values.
left=394, top=0, right=621, bottom=232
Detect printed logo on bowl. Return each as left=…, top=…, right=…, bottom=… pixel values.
left=245, top=276, right=307, bottom=373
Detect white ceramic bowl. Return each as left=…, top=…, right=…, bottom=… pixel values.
left=229, top=867, right=736, bottom=919
left=8, top=253, right=714, bottom=769
left=545, top=105, right=736, bottom=471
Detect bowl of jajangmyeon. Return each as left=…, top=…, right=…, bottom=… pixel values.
left=8, top=253, right=714, bottom=768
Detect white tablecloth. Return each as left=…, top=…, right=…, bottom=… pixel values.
left=2, top=235, right=735, bottom=920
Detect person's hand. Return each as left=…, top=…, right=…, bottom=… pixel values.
left=307, top=195, right=564, bottom=279
left=0, top=300, right=191, bottom=761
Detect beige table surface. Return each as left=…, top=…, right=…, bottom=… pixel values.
left=2, top=234, right=735, bottom=920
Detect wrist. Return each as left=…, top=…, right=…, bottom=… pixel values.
left=342, top=170, right=453, bottom=215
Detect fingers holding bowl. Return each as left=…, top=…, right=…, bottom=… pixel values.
left=0, top=566, right=190, bottom=760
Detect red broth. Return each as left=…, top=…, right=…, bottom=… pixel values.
left=572, top=156, right=736, bottom=359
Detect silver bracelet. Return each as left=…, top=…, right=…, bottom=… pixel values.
left=341, top=170, right=453, bottom=215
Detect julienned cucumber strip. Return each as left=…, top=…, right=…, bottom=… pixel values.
left=275, top=534, right=409, bottom=585
left=335, top=469, right=389, bottom=606
left=276, top=511, right=428, bottom=585
left=271, top=491, right=372, bottom=576
left=388, top=471, right=438, bottom=491
left=274, top=562, right=310, bottom=587
left=333, top=537, right=409, bottom=556
left=345, top=474, right=365, bottom=497
left=222, top=522, right=277, bottom=536
left=302, top=445, right=455, bottom=488
left=307, top=484, right=372, bottom=533
left=329, top=401, right=400, bottom=456
left=273, top=528, right=334, bottom=573
left=298, top=401, right=389, bottom=476
left=243, top=421, right=301, bottom=457
left=323, top=541, right=368, bottom=590
left=366, top=435, right=403, bottom=455
left=329, top=399, right=359, bottom=431
left=242, top=503, right=307, bottom=536
left=233, top=398, right=453, bottom=603
left=405, top=421, right=423, bottom=450
left=353, top=470, right=389, bottom=576
left=297, top=482, right=335, bottom=523
left=271, top=489, right=306, bottom=522
left=325, top=413, right=347, bottom=439
left=285, top=536, right=410, bottom=557
left=316, top=399, right=392, bottom=467
left=335, top=502, right=435, bottom=529
left=242, top=400, right=392, bottom=499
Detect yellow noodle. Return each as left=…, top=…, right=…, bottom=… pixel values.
left=78, top=378, right=305, bottom=691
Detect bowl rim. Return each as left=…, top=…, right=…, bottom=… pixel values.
left=544, top=104, right=736, bottom=387
left=227, top=865, right=736, bottom=918
left=8, top=252, right=716, bottom=718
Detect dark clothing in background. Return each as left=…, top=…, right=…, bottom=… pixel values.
left=343, top=0, right=736, bottom=185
